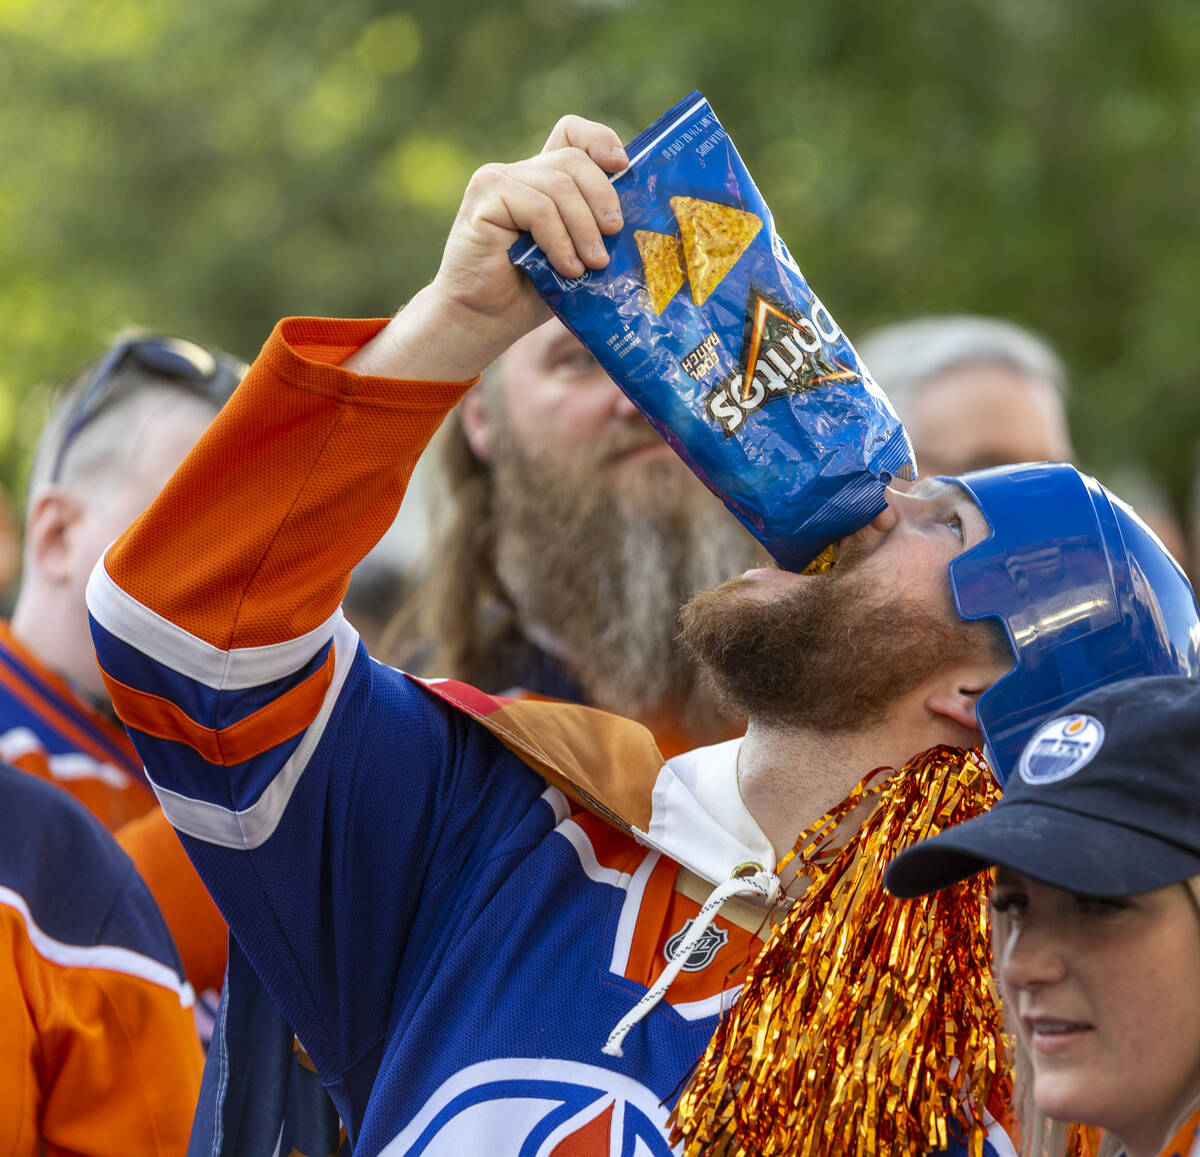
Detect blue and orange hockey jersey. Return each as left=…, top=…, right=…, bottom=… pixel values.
left=89, top=318, right=1015, bottom=1156
left=0, top=574, right=227, bottom=1001
left=0, top=621, right=154, bottom=831
left=1, top=762, right=203, bottom=1155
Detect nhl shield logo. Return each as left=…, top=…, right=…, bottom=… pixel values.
left=664, top=919, right=728, bottom=972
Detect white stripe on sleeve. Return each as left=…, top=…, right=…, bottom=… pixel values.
left=148, top=618, right=360, bottom=849
left=0, top=885, right=194, bottom=1007
left=87, top=557, right=344, bottom=692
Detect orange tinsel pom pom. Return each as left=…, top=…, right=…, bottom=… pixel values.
left=669, top=746, right=1010, bottom=1157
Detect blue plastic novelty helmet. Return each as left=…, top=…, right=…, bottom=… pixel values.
left=945, top=462, right=1200, bottom=785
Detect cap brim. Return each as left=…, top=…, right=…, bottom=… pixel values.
left=885, top=800, right=1200, bottom=899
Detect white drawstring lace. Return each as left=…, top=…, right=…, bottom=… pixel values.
left=601, top=869, right=778, bottom=1058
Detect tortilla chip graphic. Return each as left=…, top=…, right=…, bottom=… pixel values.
left=669, top=196, right=763, bottom=306
left=634, top=229, right=687, bottom=315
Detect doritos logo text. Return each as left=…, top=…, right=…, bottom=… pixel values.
left=704, top=293, right=859, bottom=436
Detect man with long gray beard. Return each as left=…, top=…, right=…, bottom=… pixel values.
left=90, top=116, right=1200, bottom=1156
left=398, top=314, right=765, bottom=752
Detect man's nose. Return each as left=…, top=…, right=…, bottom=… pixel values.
left=998, top=922, right=1068, bottom=992
left=869, top=476, right=919, bottom=532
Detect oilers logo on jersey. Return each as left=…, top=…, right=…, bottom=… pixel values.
left=380, top=1060, right=678, bottom=1156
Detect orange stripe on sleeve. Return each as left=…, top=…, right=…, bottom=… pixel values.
left=100, top=646, right=335, bottom=767
left=0, top=650, right=140, bottom=774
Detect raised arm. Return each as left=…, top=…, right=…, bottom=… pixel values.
left=85, top=117, right=627, bottom=1134
left=344, top=114, right=627, bottom=381
left=92, top=116, right=626, bottom=651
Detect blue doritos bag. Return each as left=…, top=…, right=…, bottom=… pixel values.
left=510, top=91, right=915, bottom=572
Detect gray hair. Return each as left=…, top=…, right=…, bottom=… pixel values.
left=855, top=315, right=1069, bottom=422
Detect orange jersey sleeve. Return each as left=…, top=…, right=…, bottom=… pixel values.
left=102, top=317, right=475, bottom=652
left=85, top=317, right=479, bottom=1131
left=0, top=765, right=201, bottom=1156
left=1, top=921, right=202, bottom=1156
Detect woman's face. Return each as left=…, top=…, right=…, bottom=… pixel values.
left=994, top=870, right=1200, bottom=1155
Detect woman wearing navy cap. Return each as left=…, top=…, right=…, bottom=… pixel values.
left=885, top=674, right=1200, bottom=1157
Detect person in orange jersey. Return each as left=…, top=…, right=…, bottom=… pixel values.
left=7, top=334, right=241, bottom=829
left=4, top=336, right=239, bottom=1008
left=0, top=761, right=201, bottom=1154
left=888, top=675, right=1200, bottom=1157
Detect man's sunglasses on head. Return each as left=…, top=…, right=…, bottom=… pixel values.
left=50, top=335, right=247, bottom=484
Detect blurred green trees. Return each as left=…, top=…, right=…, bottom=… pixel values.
left=2, top=0, right=1199, bottom=529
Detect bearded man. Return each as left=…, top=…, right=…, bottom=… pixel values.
left=88, top=116, right=1199, bottom=1156
left=401, top=315, right=764, bottom=752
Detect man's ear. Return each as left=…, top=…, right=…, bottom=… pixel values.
left=459, top=387, right=493, bottom=464
left=925, top=684, right=983, bottom=736
left=25, top=488, right=83, bottom=586
left=925, top=661, right=1002, bottom=737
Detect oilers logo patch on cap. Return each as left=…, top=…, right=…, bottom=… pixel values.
left=1018, top=714, right=1106, bottom=785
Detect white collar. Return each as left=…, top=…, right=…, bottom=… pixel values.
left=633, top=736, right=777, bottom=887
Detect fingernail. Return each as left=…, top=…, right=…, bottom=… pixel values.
left=604, top=209, right=622, bottom=226
left=591, top=241, right=608, bottom=262
left=610, top=146, right=628, bottom=164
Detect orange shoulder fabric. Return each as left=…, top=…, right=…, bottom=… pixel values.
left=118, top=809, right=228, bottom=996
left=1, top=906, right=202, bottom=1157
left=413, top=679, right=664, bottom=833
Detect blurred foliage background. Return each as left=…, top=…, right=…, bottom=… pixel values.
left=2, top=0, right=1199, bottom=541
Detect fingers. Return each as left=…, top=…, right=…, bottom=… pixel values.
left=542, top=114, right=628, bottom=175
left=520, top=149, right=622, bottom=258
left=490, top=170, right=591, bottom=278
left=463, top=143, right=624, bottom=279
